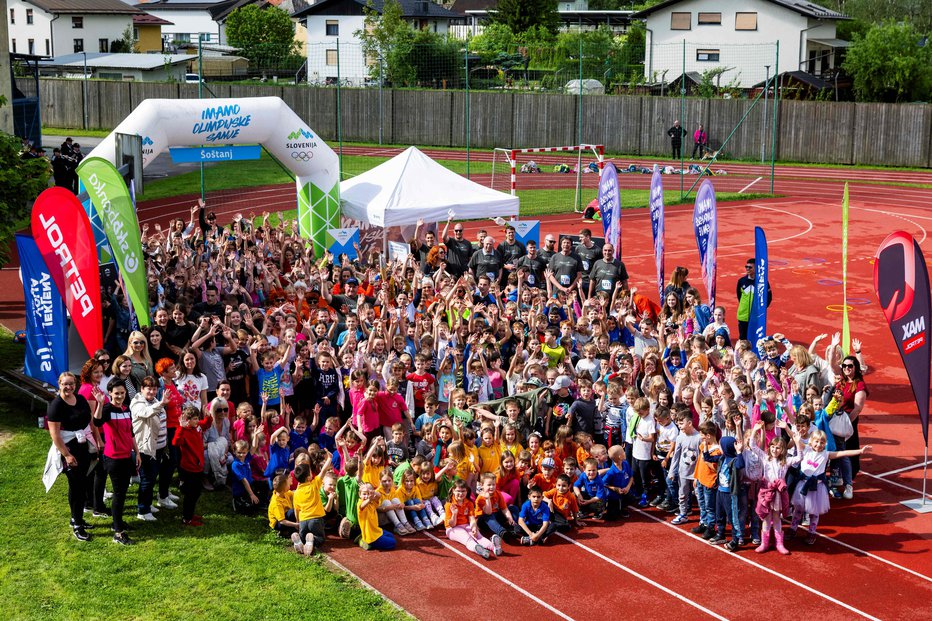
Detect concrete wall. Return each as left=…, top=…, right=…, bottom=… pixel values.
left=37, top=78, right=932, bottom=168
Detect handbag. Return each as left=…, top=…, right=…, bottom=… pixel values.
left=829, top=411, right=854, bottom=440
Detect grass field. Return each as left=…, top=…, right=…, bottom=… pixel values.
left=0, top=330, right=406, bottom=621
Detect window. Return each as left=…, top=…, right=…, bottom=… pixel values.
left=99, top=38, right=109, bottom=52
left=72, top=16, right=83, bottom=29
left=735, top=12, right=758, bottom=30
left=9, top=8, right=14, bottom=25
left=45, top=39, right=50, bottom=55
left=326, top=49, right=338, bottom=66
left=26, top=8, right=33, bottom=24
left=28, top=39, right=34, bottom=54
left=670, top=12, right=690, bottom=30
left=325, top=20, right=338, bottom=36
left=133, top=27, right=139, bottom=40
left=74, top=38, right=84, bottom=53
left=697, top=12, right=721, bottom=25
left=11, top=40, right=16, bottom=53
left=696, top=49, right=720, bottom=62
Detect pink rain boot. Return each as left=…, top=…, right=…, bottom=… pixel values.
left=774, top=528, right=790, bottom=555
left=755, top=530, right=771, bottom=553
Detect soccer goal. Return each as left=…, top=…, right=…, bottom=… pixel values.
left=491, top=144, right=605, bottom=213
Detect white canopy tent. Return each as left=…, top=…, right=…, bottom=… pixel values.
left=340, top=146, right=520, bottom=228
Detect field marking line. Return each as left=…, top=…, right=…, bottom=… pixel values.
left=860, top=471, right=932, bottom=500
left=632, top=508, right=883, bottom=621
left=325, top=556, right=411, bottom=616
left=873, top=460, right=932, bottom=478
left=739, top=177, right=763, bottom=193
left=554, top=532, right=729, bottom=620
left=849, top=206, right=928, bottom=244
left=423, top=532, right=575, bottom=621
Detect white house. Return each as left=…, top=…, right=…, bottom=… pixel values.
left=633, top=0, right=848, bottom=88
left=131, top=0, right=232, bottom=46
left=7, top=0, right=142, bottom=57
left=293, top=0, right=461, bottom=86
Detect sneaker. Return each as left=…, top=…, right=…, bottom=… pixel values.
left=473, top=543, right=491, bottom=559
left=202, top=480, right=215, bottom=492
left=413, top=519, right=426, bottom=531
left=691, top=524, right=707, bottom=534
left=103, top=490, right=113, bottom=501
left=702, top=529, right=718, bottom=540
left=304, top=538, right=315, bottom=556
left=664, top=503, right=678, bottom=514
left=70, top=518, right=94, bottom=530
left=136, top=513, right=157, bottom=522
left=338, top=517, right=353, bottom=539
left=112, top=531, right=134, bottom=545
left=843, top=484, right=854, bottom=500
left=638, top=499, right=649, bottom=508
left=829, top=487, right=842, bottom=499
left=150, top=506, right=159, bottom=514
left=72, top=526, right=91, bottom=542
left=491, top=534, right=503, bottom=556
left=92, top=508, right=111, bottom=518
left=432, top=513, right=445, bottom=527
left=167, top=492, right=180, bottom=502
left=520, top=536, right=532, bottom=546
left=752, top=538, right=762, bottom=546
left=291, top=532, right=305, bottom=554
left=725, top=539, right=740, bottom=552
left=707, top=534, right=727, bottom=545
left=649, top=495, right=665, bottom=507
left=359, top=539, right=371, bottom=551
left=805, top=533, right=818, bottom=546
left=158, top=497, right=178, bottom=510
left=671, top=515, right=689, bottom=525
left=801, top=516, right=810, bottom=527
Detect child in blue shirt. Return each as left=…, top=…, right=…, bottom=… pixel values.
left=518, top=486, right=554, bottom=546
left=265, top=427, right=292, bottom=487
left=602, top=445, right=634, bottom=520
left=289, top=415, right=311, bottom=452
left=574, top=457, right=608, bottom=518
left=230, top=439, right=260, bottom=514
left=255, top=351, right=286, bottom=407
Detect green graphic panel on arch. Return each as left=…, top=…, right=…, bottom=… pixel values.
left=298, top=181, right=341, bottom=257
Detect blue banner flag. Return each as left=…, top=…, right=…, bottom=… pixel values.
left=327, top=228, right=360, bottom=261
left=598, top=162, right=621, bottom=258
left=16, top=234, right=69, bottom=385
left=512, top=220, right=540, bottom=249
left=693, top=179, right=718, bottom=307
left=748, top=227, right=768, bottom=343
left=649, top=164, right=665, bottom=299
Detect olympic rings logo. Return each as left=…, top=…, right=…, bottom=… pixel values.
left=291, top=151, right=314, bottom=161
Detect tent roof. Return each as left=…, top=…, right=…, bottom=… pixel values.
left=340, top=146, right=519, bottom=228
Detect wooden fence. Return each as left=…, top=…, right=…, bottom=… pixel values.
left=38, top=79, right=932, bottom=168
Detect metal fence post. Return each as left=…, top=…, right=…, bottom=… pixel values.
left=378, top=51, right=384, bottom=146
left=465, top=41, right=470, bottom=179
left=680, top=39, right=686, bottom=200
left=770, top=41, right=779, bottom=194
left=336, top=38, right=343, bottom=173
left=576, top=27, right=583, bottom=212
left=199, top=35, right=205, bottom=201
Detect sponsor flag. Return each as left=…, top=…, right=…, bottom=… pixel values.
left=649, top=164, right=665, bottom=298
left=15, top=234, right=69, bottom=385
left=748, top=227, right=768, bottom=343
left=327, top=228, right=360, bottom=261
left=31, top=187, right=103, bottom=358
left=598, top=162, right=621, bottom=258
left=77, top=157, right=149, bottom=327
left=842, top=183, right=851, bottom=354
left=693, top=179, right=718, bottom=307
left=512, top=220, right=540, bottom=249
left=874, top=231, right=931, bottom=444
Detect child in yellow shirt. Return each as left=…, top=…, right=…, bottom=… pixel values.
left=293, top=451, right=334, bottom=556
left=357, top=483, right=396, bottom=551
left=268, top=474, right=300, bottom=550
left=376, top=468, right=416, bottom=535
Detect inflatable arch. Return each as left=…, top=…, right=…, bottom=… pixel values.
left=87, top=97, right=340, bottom=254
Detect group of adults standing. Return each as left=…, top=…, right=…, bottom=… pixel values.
left=51, top=137, right=84, bottom=194
left=667, top=120, right=708, bottom=160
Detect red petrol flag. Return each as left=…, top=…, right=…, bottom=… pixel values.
left=31, top=187, right=103, bottom=358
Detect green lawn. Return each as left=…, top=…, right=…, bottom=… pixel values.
left=0, top=330, right=405, bottom=620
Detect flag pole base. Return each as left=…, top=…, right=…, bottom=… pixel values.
left=898, top=498, right=932, bottom=514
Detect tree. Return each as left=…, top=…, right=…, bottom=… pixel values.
left=225, top=5, right=297, bottom=64
left=843, top=21, right=932, bottom=102
left=490, top=0, right=560, bottom=36
left=357, top=0, right=416, bottom=86
left=110, top=26, right=137, bottom=53
left=0, top=131, right=50, bottom=266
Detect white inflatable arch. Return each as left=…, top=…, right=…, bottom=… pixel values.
left=88, top=97, right=340, bottom=253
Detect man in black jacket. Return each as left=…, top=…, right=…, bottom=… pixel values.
left=667, top=120, right=685, bottom=160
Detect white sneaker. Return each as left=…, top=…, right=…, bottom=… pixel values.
left=291, top=532, right=304, bottom=554
left=432, top=513, right=445, bottom=527
left=843, top=484, right=854, bottom=500
left=150, top=505, right=159, bottom=514
left=167, top=492, right=180, bottom=502
left=158, top=497, right=178, bottom=510
left=136, top=513, right=157, bottom=522
left=103, top=491, right=113, bottom=501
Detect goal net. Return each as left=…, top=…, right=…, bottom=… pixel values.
left=490, top=144, right=605, bottom=213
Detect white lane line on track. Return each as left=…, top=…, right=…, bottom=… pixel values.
left=423, top=532, right=575, bottom=621
left=849, top=206, right=928, bottom=244
left=553, top=533, right=729, bottom=620
left=872, top=459, right=932, bottom=478
left=632, top=508, right=883, bottom=621
left=860, top=470, right=932, bottom=501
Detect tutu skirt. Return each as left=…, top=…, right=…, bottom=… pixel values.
left=791, top=481, right=830, bottom=516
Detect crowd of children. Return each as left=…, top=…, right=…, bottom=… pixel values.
left=48, top=208, right=872, bottom=559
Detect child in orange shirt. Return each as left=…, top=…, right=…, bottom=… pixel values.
left=516, top=449, right=534, bottom=500
left=444, top=479, right=496, bottom=559
left=553, top=425, right=577, bottom=463
left=545, top=473, right=581, bottom=531
left=526, top=432, right=543, bottom=467
left=539, top=440, right=563, bottom=473
left=694, top=421, right=721, bottom=538
left=530, top=457, right=558, bottom=493
left=474, top=473, right=514, bottom=549
left=575, top=432, right=594, bottom=465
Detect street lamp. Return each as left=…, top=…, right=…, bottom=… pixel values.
left=81, top=50, right=88, bottom=129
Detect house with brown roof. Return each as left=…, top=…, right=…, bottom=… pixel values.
left=6, top=0, right=143, bottom=56
left=133, top=12, right=173, bottom=52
